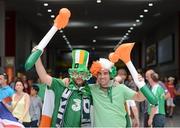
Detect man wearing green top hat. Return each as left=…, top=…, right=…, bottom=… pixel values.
left=34, top=49, right=92, bottom=127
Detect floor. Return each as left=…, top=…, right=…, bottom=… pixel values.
left=165, top=106, right=180, bottom=127
left=139, top=104, right=180, bottom=127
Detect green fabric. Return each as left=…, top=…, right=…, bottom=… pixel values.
left=37, top=83, right=47, bottom=101
left=49, top=78, right=92, bottom=127
left=148, top=84, right=165, bottom=115
left=125, top=113, right=132, bottom=128
left=109, top=66, right=117, bottom=78
left=89, top=82, right=136, bottom=127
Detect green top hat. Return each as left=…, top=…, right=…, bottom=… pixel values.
left=68, top=49, right=91, bottom=80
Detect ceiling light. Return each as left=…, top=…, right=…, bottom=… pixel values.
left=99, top=36, right=123, bottom=40
left=37, top=12, right=42, bottom=16
left=136, top=19, right=140, bottom=23
left=97, top=0, right=101, bottom=3
left=133, top=24, right=136, bottom=27
left=130, top=27, right=133, bottom=30
left=144, top=9, right=148, bottom=13
left=68, top=21, right=89, bottom=27
left=93, top=40, right=96, bottom=43
left=60, top=30, right=63, bottom=33
left=94, top=25, right=98, bottom=29
left=66, top=41, right=70, bottom=45
left=139, top=15, right=144, bottom=18
left=148, top=3, right=153, bottom=7
left=47, top=9, right=52, bottom=12
left=109, top=21, right=140, bottom=27
left=128, top=30, right=131, bottom=33
left=153, top=13, right=161, bottom=17
left=126, top=33, right=129, bottom=36
left=63, top=35, right=66, bottom=38
left=43, top=3, right=48, bottom=6
left=51, top=15, right=55, bottom=18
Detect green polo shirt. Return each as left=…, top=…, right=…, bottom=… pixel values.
left=90, top=83, right=136, bottom=127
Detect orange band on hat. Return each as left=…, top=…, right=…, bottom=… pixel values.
left=79, top=50, right=85, bottom=64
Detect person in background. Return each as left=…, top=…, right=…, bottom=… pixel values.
left=0, top=72, right=14, bottom=104
left=166, top=76, right=180, bottom=117
left=3, top=79, right=31, bottom=127
left=22, top=74, right=30, bottom=94
left=145, top=70, right=167, bottom=127
left=29, top=84, right=42, bottom=127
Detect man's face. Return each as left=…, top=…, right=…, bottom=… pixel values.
left=118, top=69, right=127, bottom=81
left=145, top=70, right=153, bottom=84
left=71, top=71, right=86, bottom=86
left=97, top=69, right=110, bottom=88
left=73, top=77, right=84, bottom=86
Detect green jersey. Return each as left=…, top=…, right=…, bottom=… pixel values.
left=49, top=78, right=92, bottom=127
left=148, top=84, right=165, bottom=115
left=90, top=82, right=136, bottom=127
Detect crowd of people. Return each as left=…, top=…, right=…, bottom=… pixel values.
left=1, top=48, right=180, bottom=128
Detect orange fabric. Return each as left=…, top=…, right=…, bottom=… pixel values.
left=3, top=97, right=12, bottom=104
left=79, top=50, right=85, bottom=64
left=90, top=61, right=102, bottom=77
left=54, top=8, right=71, bottom=29
left=39, top=115, right=52, bottom=128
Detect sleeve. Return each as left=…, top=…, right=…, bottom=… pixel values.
left=9, top=87, right=15, bottom=96
left=121, top=84, right=136, bottom=100
left=49, top=78, right=65, bottom=93
left=158, top=86, right=165, bottom=99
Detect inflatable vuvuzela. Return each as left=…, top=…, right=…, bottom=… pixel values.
left=109, top=43, right=157, bottom=105
left=25, top=8, right=71, bottom=71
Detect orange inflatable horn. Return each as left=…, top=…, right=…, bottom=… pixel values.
left=109, top=52, right=119, bottom=63
left=109, top=43, right=135, bottom=64
left=54, top=8, right=71, bottom=29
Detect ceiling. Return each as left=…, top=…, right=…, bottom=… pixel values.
left=5, top=0, right=180, bottom=53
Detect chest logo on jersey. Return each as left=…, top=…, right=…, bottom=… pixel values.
left=72, top=99, right=81, bottom=111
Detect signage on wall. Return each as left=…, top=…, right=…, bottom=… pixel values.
left=5, top=57, right=15, bottom=66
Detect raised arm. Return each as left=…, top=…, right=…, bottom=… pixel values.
left=35, top=57, right=52, bottom=86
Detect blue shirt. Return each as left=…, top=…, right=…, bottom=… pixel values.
left=0, top=85, right=14, bottom=102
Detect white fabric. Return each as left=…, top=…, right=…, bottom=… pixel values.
left=75, top=50, right=80, bottom=64
left=126, top=100, right=136, bottom=115
left=99, top=58, right=114, bottom=70
left=42, top=88, right=55, bottom=116
left=126, top=61, right=145, bottom=88
left=37, top=26, right=58, bottom=50
left=166, top=98, right=175, bottom=107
